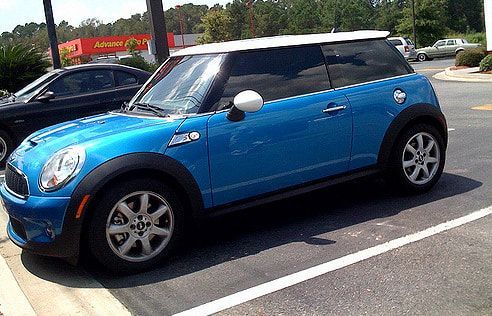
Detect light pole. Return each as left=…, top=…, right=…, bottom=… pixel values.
left=412, top=0, right=417, bottom=47
left=146, top=0, right=169, bottom=63
left=42, top=0, right=61, bottom=69
left=175, top=5, right=185, bottom=48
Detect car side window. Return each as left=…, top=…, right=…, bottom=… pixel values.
left=435, top=40, right=446, bottom=47
left=48, top=70, right=114, bottom=97
left=217, top=45, right=330, bottom=109
left=115, top=71, right=138, bottom=86
left=322, top=40, right=411, bottom=88
left=446, top=40, right=455, bottom=45
left=389, top=39, right=403, bottom=46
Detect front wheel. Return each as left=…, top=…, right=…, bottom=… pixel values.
left=388, top=124, right=445, bottom=193
left=417, top=53, right=427, bottom=62
left=87, top=178, right=185, bottom=273
left=0, top=130, right=13, bottom=167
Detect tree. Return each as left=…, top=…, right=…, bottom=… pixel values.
left=396, top=0, right=448, bottom=47
left=374, top=0, right=405, bottom=35
left=321, top=0, right=376, bottom=32
left=286, top=0, right=321, bottom=34
left=254, top=0, right=289, bottom=37
left=446, top=0, right=483, bottom=33
left=0, top=44, right=51, bottom=92
left=197, top=9, right=234, bottom=44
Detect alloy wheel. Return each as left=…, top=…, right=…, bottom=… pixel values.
left=0, top=136, right=7, bottom=162
left=105, top=191, right=174, bottom=262
left=402, top=132, right=440, bottom=185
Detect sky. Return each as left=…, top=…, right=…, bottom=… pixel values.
left=0, top=0, right=230, bottom=33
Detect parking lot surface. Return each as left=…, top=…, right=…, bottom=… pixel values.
left=1, top=57, right=491, bottom=315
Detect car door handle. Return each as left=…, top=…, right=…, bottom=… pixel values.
left=323, top=105, right=347, bottom=113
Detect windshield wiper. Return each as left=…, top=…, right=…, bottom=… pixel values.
left=133, top=102, right=169, bottom=117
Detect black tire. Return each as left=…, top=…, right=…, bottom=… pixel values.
left=417, top=53, right=427, bottom=62
left=0, top=130, right=13, bottom=167
left=387, top=123, right=445, bottom=193
left=86, top=178, right=185, bottom=274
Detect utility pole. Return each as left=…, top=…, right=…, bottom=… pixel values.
left=246, top=0, right=256, bottom=38
left=42, top=0, right=61, bottom=69
left=146, top=0, right=169, bottom=63
left=412, top=0, right=417, bottom=47
left=175, top=5, right=185, bottom=48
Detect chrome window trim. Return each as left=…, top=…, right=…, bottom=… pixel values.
left=5, top=163, right=30, bottom=199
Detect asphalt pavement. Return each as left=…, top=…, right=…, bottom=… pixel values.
left=2, top=57, right=491, bottom=315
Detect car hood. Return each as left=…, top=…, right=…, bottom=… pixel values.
left=417, top=46, right=433, bottom=52
left=9, top=112, right=186, bottom=195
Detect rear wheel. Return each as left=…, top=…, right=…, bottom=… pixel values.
left=87, top=178, right=185, bottom=273
left=388, top=124, right=445, bottom=193
left=0, top=130, right=13, bottom=167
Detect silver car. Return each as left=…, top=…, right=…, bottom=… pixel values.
left=388, top=37, right=417, bottom=60
left=416, top=38, right=481, bottom=61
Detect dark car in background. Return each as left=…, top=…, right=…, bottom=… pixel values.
left=0, top=64, right=151, bottom=165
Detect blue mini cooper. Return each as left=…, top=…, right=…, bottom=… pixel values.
left=0, top=31, right=447, bottom=272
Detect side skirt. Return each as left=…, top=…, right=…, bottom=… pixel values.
left=204, top=166, right=381, bottom=218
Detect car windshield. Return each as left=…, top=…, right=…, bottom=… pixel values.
left=129, top=54, right=225, bottom=116
left=14, top=71, right=60, bottom=102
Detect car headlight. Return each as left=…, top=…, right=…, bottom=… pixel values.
left=39, top=146, right=86, bottom=191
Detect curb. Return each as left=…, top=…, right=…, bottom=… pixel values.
left=434, top=67, right=492, bottom=82
left=0, top=203, right=131, bottom=316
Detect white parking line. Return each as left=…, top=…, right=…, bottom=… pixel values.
left=448, top=128, right=455, bottom=131
left=174, top=206, right=492, bottom=316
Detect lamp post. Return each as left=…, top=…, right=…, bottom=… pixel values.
left=42, top=0, right=61, bottom=69
left=175, top=5, right=185, bottom=48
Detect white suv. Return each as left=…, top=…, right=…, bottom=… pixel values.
left=388, top=37, right=417, bottom=60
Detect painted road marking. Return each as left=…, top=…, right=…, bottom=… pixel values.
left=471, top=104, right=492, bottom=111
left=174, top=206, right=492, bottom=316
left=448, top=128, right=455, bottom=131
left=416, top=68, right=445, bottom=72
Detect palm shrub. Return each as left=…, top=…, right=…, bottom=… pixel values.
left=455, top=48, right=487, bottom=67
left=0, top=44, right=51, bottom=92
left=479, top=55, right=492, bottom=72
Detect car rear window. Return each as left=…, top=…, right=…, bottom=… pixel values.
left=115, top=71, right=138, bottom=86
left=322, top=39, right=412, bottom=88
left=218, top=45, right=331, bottom=107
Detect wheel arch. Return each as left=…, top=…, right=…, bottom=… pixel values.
left=378, top=103, right=448, bottom=168
left=63, top=152, right=204, bottom=260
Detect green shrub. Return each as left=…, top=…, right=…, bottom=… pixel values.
left=118, top=55, right=157, bottom=73
left=447, top=32, right=487, bottom=48
left=455, top=48, right=487, bottom=67
left=0, top=44, right=51, bottom=92
left=479, top=55, right=492, bottom=72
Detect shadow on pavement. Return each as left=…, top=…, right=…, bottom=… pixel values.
left=20, top=172, right=482, bottom=288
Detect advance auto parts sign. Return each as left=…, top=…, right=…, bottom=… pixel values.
left=83, top=34, right=152, bottom=54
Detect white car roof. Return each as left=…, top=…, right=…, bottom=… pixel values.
left=173, top=30, right=390, bottom=56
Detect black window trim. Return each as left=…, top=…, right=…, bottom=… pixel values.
left=198, top=37, right=413, bottom=114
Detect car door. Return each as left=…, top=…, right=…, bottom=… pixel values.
left=431, top=40, right=446, bottom=57
left=207, top=46, right=353, bottom=206
left=322, top=39, right=414, bottom=171
left=45, top=69, right=118, bottom=124
left=445, top=39, right=457, bottom=56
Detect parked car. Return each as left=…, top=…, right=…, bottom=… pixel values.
left=388, top=36, right=417, bottom=60
left=416, top=38, right=481, bottom=61
left=0, top=31, right=447, bottom=272
left=0, top=64, right=151, bottom=165
left=89, top=55, right=133, bottom=64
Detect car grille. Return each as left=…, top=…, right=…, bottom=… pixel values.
left=9, top=216, right=27, bottom=241
left=5, top=164, right=29, bottom=198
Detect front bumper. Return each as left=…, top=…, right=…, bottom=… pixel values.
left=0, top=184, right=78, bottom=258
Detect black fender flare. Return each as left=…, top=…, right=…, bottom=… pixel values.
left=62, top=152, right=204, bottom=259
left=378, top=103, right=448, bottom=167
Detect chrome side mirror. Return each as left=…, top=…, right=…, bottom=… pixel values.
left=36, top=90, right=56, bottom=102
left=227, top=90, right=264, bottom=122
